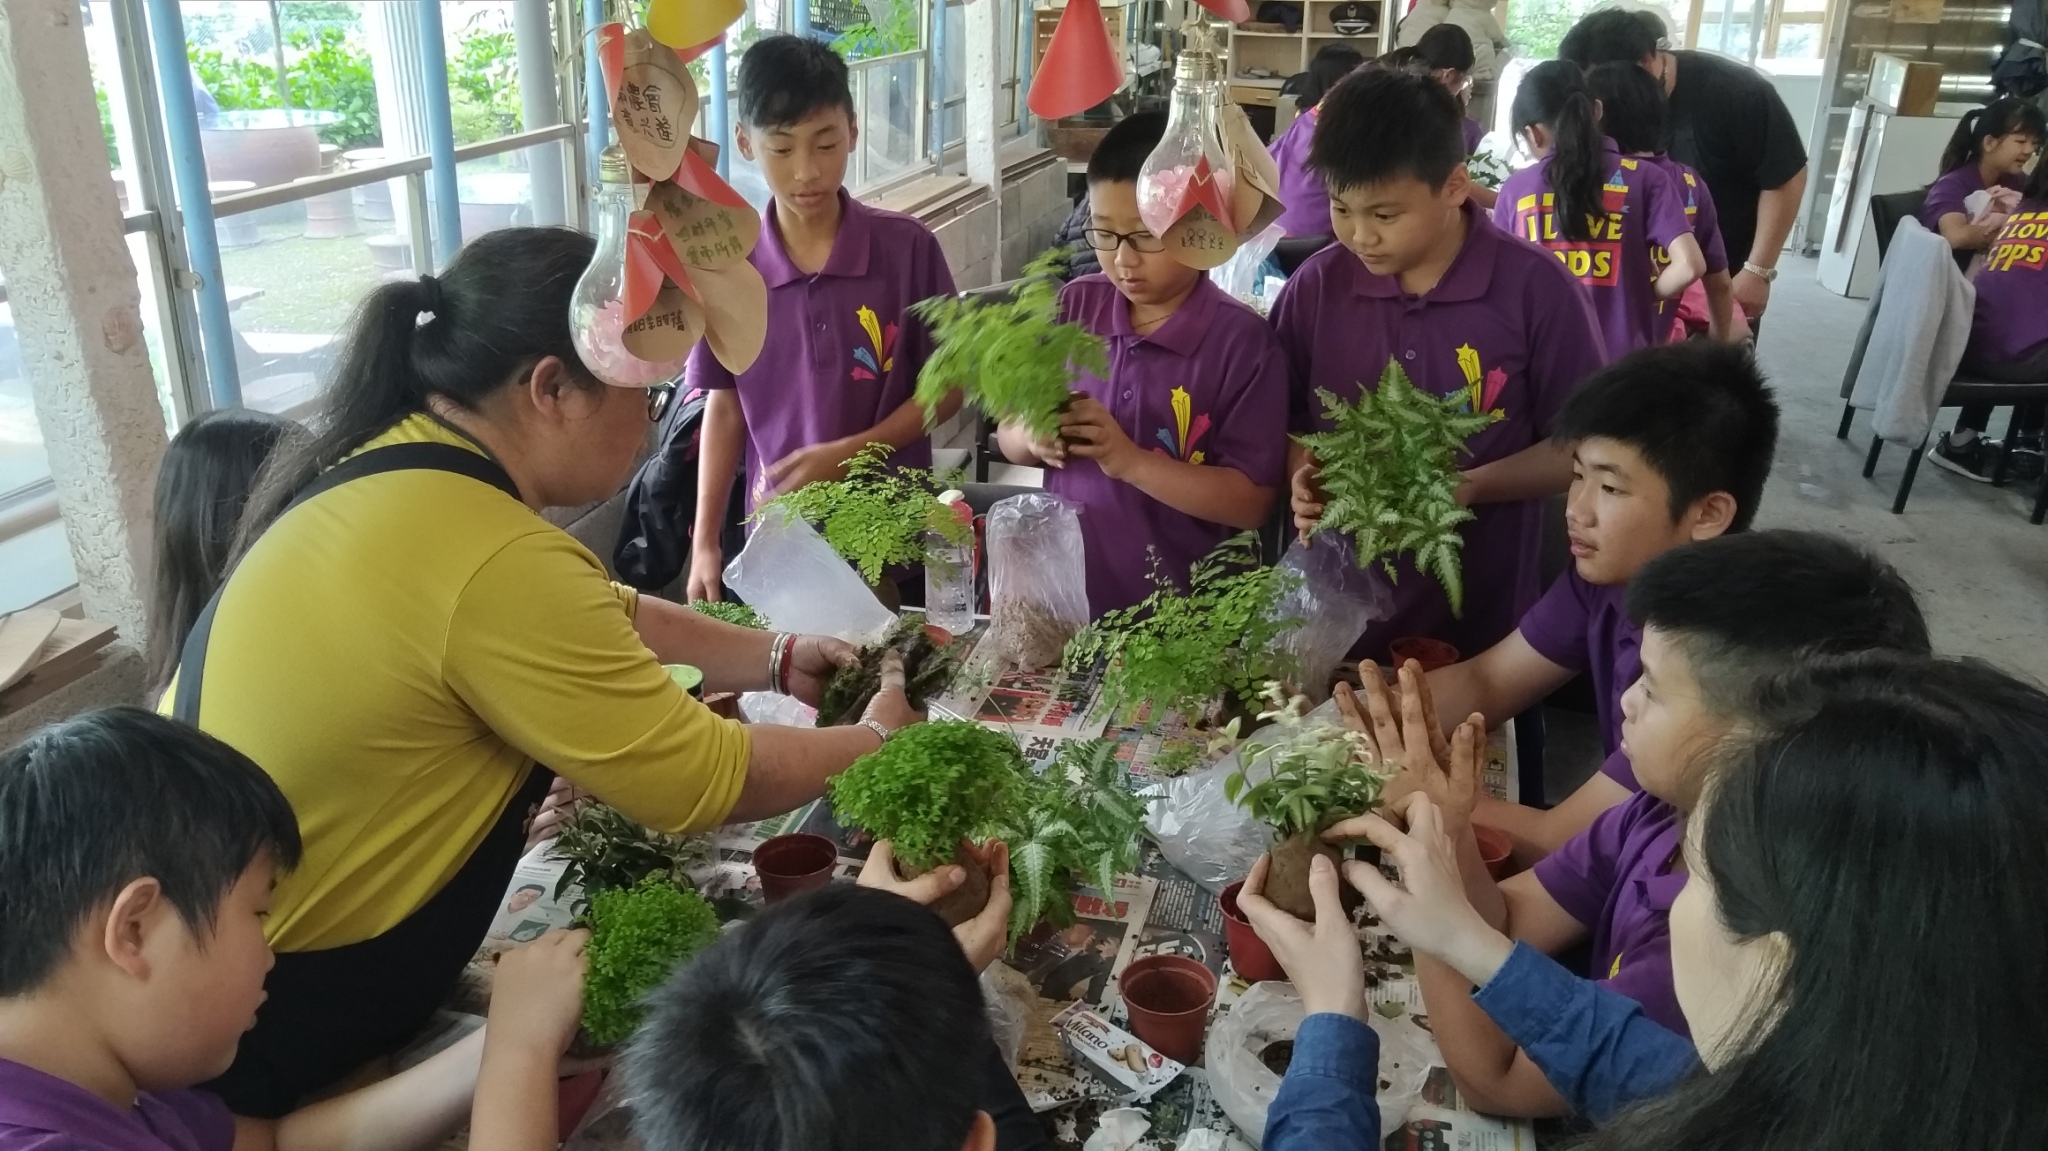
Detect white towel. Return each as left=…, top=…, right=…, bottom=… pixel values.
left=1848, top=216, right=1976, bottom=446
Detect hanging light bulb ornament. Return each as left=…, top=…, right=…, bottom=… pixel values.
left=570, top=13, right=768, bottom=387
left=1135, top=19, right=1286, bottom=270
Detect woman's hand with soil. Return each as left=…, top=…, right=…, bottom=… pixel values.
left=1342, top=795, right=1513, bottom=988
left=783, top=635, right=861, bottom=706
left=1235, top=852, right=1367, bottom=1022
left=859, top=838, right=1014, bottom=972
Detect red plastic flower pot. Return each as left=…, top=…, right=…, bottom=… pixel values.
left=1474, top=825, right=1516, bottom=881
left=753, top=833, right=838, bottom=903
left=1220, top=880, right=1286, bottom=983
left=1118, top=953, right=1219, bottom=1065
left=1389, top=636, right=1461, bottom=673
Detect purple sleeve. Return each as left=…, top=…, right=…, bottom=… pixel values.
left=1491, top=171, right=1522, bottom=234
left=1463, top=117, right=1484, bottom=154
left=1595, top=934, right=1690, bottom=1036
left=1685, top=169, right=1729, bottom=273
left=1920, top=168, right=1973, bottom=230
left=1517, top=571, right=1593, bottom=672
left=1532, top=800, right=1629, bottom=930
left=684, top=337, right=736, bottom=392
left=1204, top=319, right=1293, bottom=487
left=1637, top=161, right=1693, bottom=252
left=1267, top=273, right=1319, bottom=435
left=1598, top=748, right=1641, bottom=791
left=162, top=1091, right=238, bottom=1151
left=1519, top=255, right=1609, bottom=437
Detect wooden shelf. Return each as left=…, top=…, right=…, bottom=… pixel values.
left=1224, top=0, right=1391, bottom=97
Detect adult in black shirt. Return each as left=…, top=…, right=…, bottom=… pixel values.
left=1561, top=10, right=1808, bottom=323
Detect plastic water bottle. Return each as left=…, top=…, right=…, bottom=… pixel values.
left=925, top=490, right=977, bottom=636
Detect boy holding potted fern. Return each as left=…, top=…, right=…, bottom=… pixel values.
left=1384, top=342, right=1779, bottom=858
left=686, top=35, right=962, bottom=604
left=991, top=112, right=1290, bottom=614
left=1273, top=68, right=1607, bottom=663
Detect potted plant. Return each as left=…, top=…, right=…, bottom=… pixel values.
left=912, top=250, right=1107, bottom=440
left=1294, top=360, right=1503, bottom=615
left=578, top=875, right=722, bottom=1047
left=1063, top=533, right=1304, bottom=730
left=547, top=801, right=715, bottom=905
left=1224, top=685, right=1391, bottom=920
left=993, top=739, right=1153, bottom=942
left=828, top=720, right=1031, bottom=925
left=753, top=442, right=972, bottom=603
left=689, top=599, right=766, bottom=629
left=814, top=614, right=972, bottom=728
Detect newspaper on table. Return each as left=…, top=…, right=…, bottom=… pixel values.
left=1005, top=874, right=1159, bottom=1012
left=480, top=843, right=581, bottom=956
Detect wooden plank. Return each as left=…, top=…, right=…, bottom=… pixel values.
left=0, top=611, right=62, bottom=693
left=0, top=618, right=120, bottom=715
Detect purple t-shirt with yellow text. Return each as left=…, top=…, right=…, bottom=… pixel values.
left=688, top=189, right=956, bottom=509
left=1970, top=205, right=2048, bottom=367
left=1050, top=275, right=1291, bottom=613
left=1269, top=201, right=1608, bottom=661
left=1494, top=141, right=1692, bottom=361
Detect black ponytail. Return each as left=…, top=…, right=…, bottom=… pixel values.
left=1585, top=61, right=1666, bottom=154
left=1301, top=43, right=1366, bottom=109
left=1514, top=59, right=1605, bottom=243
left=1939, top=97, right=2048, bottom=174
left=235, top=226, right=597, bottom=557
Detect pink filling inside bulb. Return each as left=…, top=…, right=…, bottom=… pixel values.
left=580, top=297, right=690, bottom=386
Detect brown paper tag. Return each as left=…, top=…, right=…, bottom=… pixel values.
left=1223, top=104, right=1285, bottom=237
left=695, top=260, right=769, bottom=374
left=645, top=179, right=760, bottom=271
left=620, top=283, right=705, bottom=361
left=1163, top=206, right=1239, bottom=269
left=609, top=29, right=700, bottom=182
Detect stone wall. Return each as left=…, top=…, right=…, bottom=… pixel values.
left=999, top=145, right=1074, bottom=280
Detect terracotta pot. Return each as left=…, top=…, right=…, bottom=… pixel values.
left=1475, top=825, right=1515, bottom=881
left=1389, top=636, right=1461, bottom=673
left=753, top=833, right=839, bottom=903
left=1118, top=954, right=1217, bottom=1065
left=1219, top=880, right=1285, bottom=983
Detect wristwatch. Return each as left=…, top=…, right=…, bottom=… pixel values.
left=1741, top=260, right=1779, bottom=282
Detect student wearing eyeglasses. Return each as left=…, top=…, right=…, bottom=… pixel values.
left=993, top=112, right=1289, bottom=614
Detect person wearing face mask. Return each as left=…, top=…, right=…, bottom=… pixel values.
left=1305, top=651, right=2048, bottom=1151
left=163, top=226, right=926, bottom=1119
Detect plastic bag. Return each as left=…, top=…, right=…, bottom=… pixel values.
left=1211, top=222, right=1285, bottom=302
left=985, top=493, right=1090, bottom=671
left=722, top=503, right=897, bottom=645
left=1207, top=982, right=1432, bottom=1146
left=1144, top=700, right=1344, bottom=893
left=1270, top=536, right=1393, bottom=701
left=982, top=961, right=1037, bottom=1071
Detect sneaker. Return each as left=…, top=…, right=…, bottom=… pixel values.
left=1927, top=434, right=1996, bottom=482
left=2010, top=437, right=2045, bottom=483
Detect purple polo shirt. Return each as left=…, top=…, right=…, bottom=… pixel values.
left=1647, top=155, right=1728, bottom=274
left=1462, top=117, right=1484, bottom=155
left=1516, top=567, right=1639, bottom=760
left=1532, top=791, right=1689, bottom=1036
left=688, top=188, right=957, bottom=509
left=1051, top=274, right=1290, bottom=613
left=0, top=1059, right=234, bottom=1151
left=1269, top=108, right=1329, bottom=238
left=1270, top=201, right=1608, bottom=661
left=1920, top=164, right=2027, bottom=231
left=1494, top=141, right=1692, bottom=361
left=1968, top=205, right=2048, bottom=366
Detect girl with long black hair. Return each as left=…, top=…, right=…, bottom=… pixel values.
left=1919, top=96, right=2044, bottom=252
left=1495, top=59, right=1704, bottom=360
left=1929, top=153, right=2048, bottom=480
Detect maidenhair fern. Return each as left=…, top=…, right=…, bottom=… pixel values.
left=913, top=250, right=1107, bottom=440
left=753, top=442, right=971, bottom=585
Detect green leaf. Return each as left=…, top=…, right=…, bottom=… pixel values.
left=913, top=251, right=1105, bottom=440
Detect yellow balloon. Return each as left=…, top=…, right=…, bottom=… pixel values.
left=645, top=0, right=744, bottom=51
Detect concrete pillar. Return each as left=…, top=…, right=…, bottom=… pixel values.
left=0, top=0, right=168, bottom=645
left=963, top=0, right=1003, bottom=217
left=513, top=0, right=567, bottom=225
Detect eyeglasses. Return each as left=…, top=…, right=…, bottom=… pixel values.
left=647, top=382, right=677, bottom=422
left=1083, top=227, right=1166, bottom=254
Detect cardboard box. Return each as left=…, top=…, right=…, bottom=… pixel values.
left=1868, top=53, right=1944, bottom=116
left=1052, top=1002, right=1185, bottom=1102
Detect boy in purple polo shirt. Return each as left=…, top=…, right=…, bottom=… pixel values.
left=998, top=113, right=1287, bottom=613
left=1278, top=68, right=1606, bottom=664
left=688, top=35, right=959, bottom=603
left=0, top=709, right=587, bottom=1151
left=1396, top=342, right=1778, bottom=859
left=1269, top=45, right=1366, bottom=240
left=1366, top=532, right=1929, bottom=1118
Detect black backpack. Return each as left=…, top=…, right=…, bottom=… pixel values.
left=611, top=388, right=745, bottom=591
